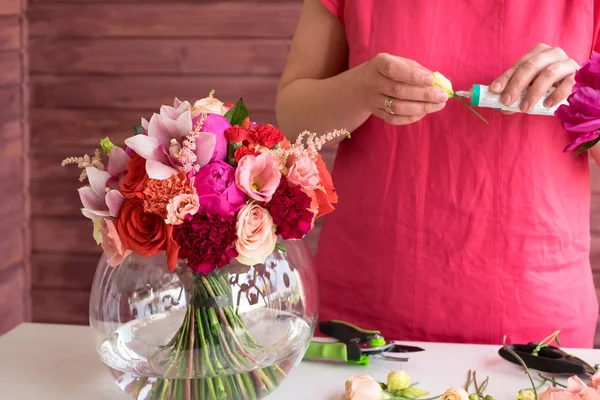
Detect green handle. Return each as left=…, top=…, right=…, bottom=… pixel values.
left=304, top=342, right=348, bottom=362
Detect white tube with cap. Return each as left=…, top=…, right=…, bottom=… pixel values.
left=455, top=84, right=568, bottom=116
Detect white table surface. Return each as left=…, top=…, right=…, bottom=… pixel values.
left=1, top=323, right=598, bottom=399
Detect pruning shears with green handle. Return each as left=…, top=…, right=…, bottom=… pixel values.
left=303, top=320, right=425, bottom=366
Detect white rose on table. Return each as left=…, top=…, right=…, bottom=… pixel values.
left=344, top=374, right=387, bottom=400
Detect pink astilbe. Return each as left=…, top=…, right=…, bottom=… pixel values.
left=179, top=113, right=210, bottom=174
left=271, top=129, right=350, bottom=161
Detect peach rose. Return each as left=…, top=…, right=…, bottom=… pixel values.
left=235, top=202, right=276, bottom=265
left=580, top=388, right=600, bottom=400
left=287, top=156, right=320, bottom=190
left=235, top=153, right=281, bottom=202
left=539, top=386, right=581, bottom=400
left=441, top=388, right=469, bottom=400
left=99, top=218, right=132, bottom=267
left=190, top=95, right=228, bottom=117
left=165, top=193, right=200, bottom=225
left=567, top=377, right=589, bottom=394
left=344, top=374, right=383, bottom=400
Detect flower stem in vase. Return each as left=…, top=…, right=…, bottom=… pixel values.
left=146, top=269, right=285, bottom=399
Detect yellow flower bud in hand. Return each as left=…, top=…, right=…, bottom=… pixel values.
left=516, top=389, right=536, bottom=400
left=433, top=72, right=455, bottom=97
left=387, top=370, right=411, bottom=393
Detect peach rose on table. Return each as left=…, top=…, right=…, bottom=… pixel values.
left=165, top=193, right=200, bottom=225
left=99, top=218, right=132, bottom=267
left=234, top=153, right=281, bottom=202
left=235, top=202, right=277, bottom=266
left=591, top=371, right=600, bottom=389
left=441, top=388, right=469, bottom=400
left=344, top=374, right=386, bottom=400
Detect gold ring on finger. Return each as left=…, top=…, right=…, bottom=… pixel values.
left=384, top=96, right=395, bottom=115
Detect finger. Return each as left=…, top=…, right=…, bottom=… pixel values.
left=375, top=77, right=448, bottom=103
left=522, top=58, right=578, bottom=112
left=490, top=43, right=551, bottom=93
left=374, top=53, right=434, bottom=86
left=544, top=74, right=576, bottom=108
left=373, top=109, right=427, bottom=126
left=502, top=47, right=569, bottom=106
left=375, top=95, right=446, bottom=116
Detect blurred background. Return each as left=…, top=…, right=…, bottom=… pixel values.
left=0, top=0, right=599, bottom=346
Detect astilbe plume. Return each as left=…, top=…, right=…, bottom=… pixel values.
left=179, top=113, right=209, bottom=173
left=61, top=149, right=105, bottom=182
left=271, top=129, right=350, bottom=161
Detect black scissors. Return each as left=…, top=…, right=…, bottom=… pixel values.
left=498, top=342, right=593, bottom=374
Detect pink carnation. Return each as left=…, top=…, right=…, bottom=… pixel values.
left=234, top=153, right=281, bottom=202
left=165, top=193, right=200, bottom=225
left=173, top=210, right=238, bottom=275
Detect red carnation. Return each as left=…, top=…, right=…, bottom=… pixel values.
left=247, top=124, right=285, bottom=149
left=264, top=178, right=314, bottom=240
left=173, top=210, right=238, bottom=275
left=225, top=126, right=249, bottom=143
left=234, top=146, right=260, bottom=163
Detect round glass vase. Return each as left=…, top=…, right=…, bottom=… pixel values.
left=89, top=239, right=317, bottom=400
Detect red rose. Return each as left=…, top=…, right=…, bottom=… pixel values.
left=120, top=154, right=148, bottom=199
left=247, top=124, right=285, bottom=148
left=115, top=198, right=180, bottom=271
left=234, top=146, right=260, bottom=163
left=224, top=126, right=249, bottom=143
left=264, top=178, right=314, bottom=240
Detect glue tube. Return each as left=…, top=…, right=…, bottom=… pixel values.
left=454, top=84, right=568, bottom=116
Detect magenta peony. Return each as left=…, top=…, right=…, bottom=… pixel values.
left=173, top=210, right=238, bottom=275
left=194, top=161, right=246, bottom=216
left=192, top=113, right=230, bottom=163
left=264, top=178, right=314, bottom=240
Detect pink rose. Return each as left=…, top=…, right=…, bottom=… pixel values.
left=580, top=387, right=600, bottom=400
left=441, top=388, right=469, bottom=400
left=567, top=377, right=589, bottom=394
left=344, top=374, right=383, bottom=400
left=287, top=156, right=320, bottom=190
left=591, top=370, right=600, bottom=390
left=165, top=193, right=200, bottom=225
left=235, top=202, right=277, bottom=266
left=234, top=153, right=281, bottom=202
left=100, top=218, right=132, bottom=267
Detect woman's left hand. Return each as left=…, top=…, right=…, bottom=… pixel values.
left=490, top=43, right=579, bottom=112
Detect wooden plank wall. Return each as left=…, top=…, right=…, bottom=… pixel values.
left=0, top=0, right=29, bottom=334
left=26, top=0, right=600, bottom=348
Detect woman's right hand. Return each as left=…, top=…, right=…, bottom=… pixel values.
left=359, top=53, right=449, bottom=125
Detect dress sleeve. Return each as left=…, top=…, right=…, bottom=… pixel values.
left=320, top=0, right=345, bottom=24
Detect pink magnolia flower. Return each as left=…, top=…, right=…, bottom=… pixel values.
left=78, top=167, right=125, bottom=219
left=344, top=374, right=385, bottom=400
left=287, top=156, right=320, bottom=190
left=165, top=193, right=200, bottom=226
left=235, top=153, right=282, bottom=202
left=99, top=218, right=131, bottom=267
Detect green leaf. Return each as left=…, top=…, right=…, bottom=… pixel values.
left=224, top=98, right=249, bottom=127
left=275, top=243, right=287, bottom=253
left=133, top=125, right=146, bottom=135
left=575, top=137, right=600, bottom=156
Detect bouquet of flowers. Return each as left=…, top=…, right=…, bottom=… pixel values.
left=62, top=92, right=348, bottom=400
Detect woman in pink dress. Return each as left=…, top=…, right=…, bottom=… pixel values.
left=276, top=0, right=600, bottom=347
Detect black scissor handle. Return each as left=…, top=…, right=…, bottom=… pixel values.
left=498, top=343, right=587, bottom=374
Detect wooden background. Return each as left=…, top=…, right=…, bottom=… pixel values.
left=0, top=0, right=590, bottom=347
left=0, top=0, right=29, bottom=334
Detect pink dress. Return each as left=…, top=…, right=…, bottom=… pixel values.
left=316, top=0, right=600, bottom=347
